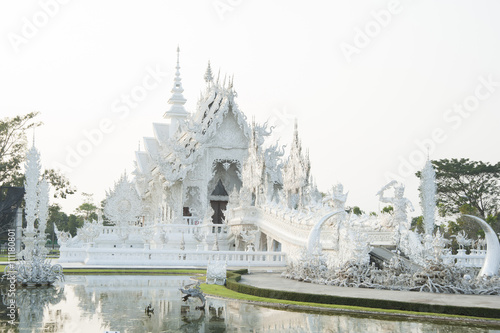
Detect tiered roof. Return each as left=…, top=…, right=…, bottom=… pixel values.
left=134, top=52, right=251, bottom=193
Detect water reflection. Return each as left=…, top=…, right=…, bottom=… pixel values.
left=1, top=275, right=498, bottom=333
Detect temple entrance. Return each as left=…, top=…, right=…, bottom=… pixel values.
left=210, top=200, right=227, bottom=224
left=208, top=161, right=241, bottom=224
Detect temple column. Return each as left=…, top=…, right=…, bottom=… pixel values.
left=199, top=184, right=208, bottom=219
left=171, top=182, right=184, bottom=224
left=254, top=230, right=261, bottom=251
left=266, top=235, right=274, bottom=252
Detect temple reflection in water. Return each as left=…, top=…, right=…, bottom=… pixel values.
left=1, top=276, right=496, bottom=332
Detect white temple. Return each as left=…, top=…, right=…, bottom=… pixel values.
left=57, top=49, right=497, bottom=273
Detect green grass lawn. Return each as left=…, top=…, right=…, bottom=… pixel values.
left=200, top=283, right=500, bottom=324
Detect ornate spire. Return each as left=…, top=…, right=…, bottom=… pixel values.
left=204, top=61, right=213, bottom=83
left=420, top=160, right=436, bottom=237
left=164, top=46, right=188, bottom=118
left=292, top=119, right=300, bottom=151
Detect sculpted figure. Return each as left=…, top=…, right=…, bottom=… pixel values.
left=377, top=180, right=414, bottom=231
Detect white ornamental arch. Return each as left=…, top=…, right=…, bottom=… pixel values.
left=104, top=173, right=143, bottom=226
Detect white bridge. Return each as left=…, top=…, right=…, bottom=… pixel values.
left=226, top=206, right=395, bottom=252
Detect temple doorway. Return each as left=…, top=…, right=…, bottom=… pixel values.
left=210, top=200, right=227, bottom=224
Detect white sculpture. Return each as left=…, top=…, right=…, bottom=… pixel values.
left=240, top=228, right=259, bottom=252
left=54, top=225, right=71, bottom=246
left=4, top=145, right=64, bottom=286
left=77, top=220, right=102, bottom=244
left=454, top=230, right=472, bottom=250
left=377, top=180, right=414, bottom=252
left=104, top=173, right=143, bottom=227
left=206, top=258, right=227, bottom=285
left=306, top=210, right=344, bottom=255
left=419, top=160, right=437, bottom=237
left=282, top=121, right=310, bottom=210
left=377, top=180, right=414, bottom=230
left=465, top=215, right=500, bottom=277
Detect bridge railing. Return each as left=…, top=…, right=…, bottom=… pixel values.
left=58, top=247, right=286, bottom=267
left=95, top=223, right=228, bottom=237
left=442, top=249, right=486, bottom=268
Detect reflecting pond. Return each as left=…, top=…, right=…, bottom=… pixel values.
left=1, top=275, right=499, bottom=333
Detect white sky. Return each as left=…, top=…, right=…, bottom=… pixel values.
left=1, top=0, right=500, bottom=217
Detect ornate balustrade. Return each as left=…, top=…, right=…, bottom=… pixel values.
left=364, top=232, right=395, bottom=246
left=95, top=223, right=228, bottom=238
left=442, top=249, right=486, bottom=268
left=57, top=248, right=286, bottom=267
left=183, top=217, right=201, bottom=225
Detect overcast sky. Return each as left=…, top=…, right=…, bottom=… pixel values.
left=1, top=0, right=500, bottom=217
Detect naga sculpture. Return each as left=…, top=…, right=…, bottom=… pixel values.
left=180, top=282, right=206, bottom=310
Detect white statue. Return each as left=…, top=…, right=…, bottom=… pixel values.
left=377, top=180, right=414, bottom=231
left=454, top=230, right=472, bottom=250
left=240, top=228, right=259, bottom=251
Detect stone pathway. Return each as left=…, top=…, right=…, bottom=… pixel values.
left=239, top=272, right=500, bottom=310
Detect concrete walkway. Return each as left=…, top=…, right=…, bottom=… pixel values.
left=239, top=272, right=500, bottom=310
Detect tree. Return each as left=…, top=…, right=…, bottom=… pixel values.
left=0, top=112, right=76, bottom=197
left=411, top=215, right=424, bottom=233
left=0, top=112, right=41, bottom=186
left=75, top=192, right=98, bottom=220
left=352, top=206, right=364, bottom=216
left=47, top=204, right=69, bottom=246
left=417, top=159, right=500, bottom=218
left=381, top=205, right=394, bottom=215
left=67, top=214, right=84, bottom=236
left=42, top=169, right=76, bottom=199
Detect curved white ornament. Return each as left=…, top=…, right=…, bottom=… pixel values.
left=464, top=215, right=500, bottom=277
left=307, top=210, right=344, bottom=254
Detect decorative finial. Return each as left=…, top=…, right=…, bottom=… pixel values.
left=293, top=119, right=299, bottom=143
left=138, top=140, right=141, bottom=151
left=32, top=127, right=36, bottom=146
left=176, top=46, right=180, bottom=66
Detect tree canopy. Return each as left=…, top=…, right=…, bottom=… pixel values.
left=0, top=112, right=76, bottom=198
left=0, top=112, right=41, bottom=186
left=417, top=158, right=500, bottom=218
left=75, top=192, right=98, bottom=220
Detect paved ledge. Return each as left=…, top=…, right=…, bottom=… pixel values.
left=239, top=272, right=500, bottom=310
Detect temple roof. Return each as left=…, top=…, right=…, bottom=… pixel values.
left=135, top=151, right=152, bottom=174
left=152, top=123, right=170, bottom=144
left=134, top=56, right=251, bottom=187
left=143, top=137, right=160, bottom=158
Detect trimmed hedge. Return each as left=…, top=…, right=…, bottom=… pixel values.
left=225, top=270, right=500, bottom=319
